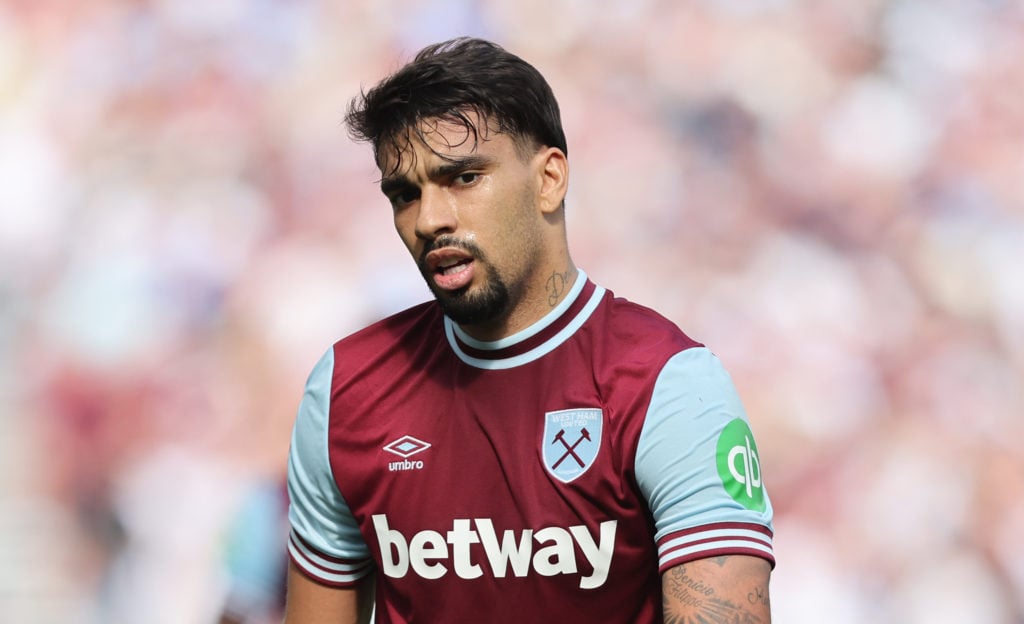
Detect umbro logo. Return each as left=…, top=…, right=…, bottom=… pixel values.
left=383, top=435, right=431, bottom=472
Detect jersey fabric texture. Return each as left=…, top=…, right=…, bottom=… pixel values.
left=287, top=272, right=774, bottom=623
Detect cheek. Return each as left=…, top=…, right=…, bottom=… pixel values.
left=495, top=190, right=543, bottom=264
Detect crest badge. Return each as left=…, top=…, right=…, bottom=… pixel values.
left=542, top=408, right=603, bottom=483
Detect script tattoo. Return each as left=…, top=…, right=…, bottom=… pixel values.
left=662, top=565, right=764, bottom=624
left=747, top=585, right=770, bottom=610
left=546, top=270, right=571, bottom=306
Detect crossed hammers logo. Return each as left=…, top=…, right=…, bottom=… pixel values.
left=551, top=428, right=591, bottom=469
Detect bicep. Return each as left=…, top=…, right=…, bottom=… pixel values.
left=662, top=555, right=771, bottom=623
left=284, top=561, right=374, bottom=624
left=637, top=348, right=776, bottom=569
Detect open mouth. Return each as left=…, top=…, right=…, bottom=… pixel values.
left=425, top=247, right=476, bottom=291
left=436, top=257, right=472, bottom=276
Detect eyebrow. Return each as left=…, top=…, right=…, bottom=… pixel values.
left=379, top=154, right=493, bottom=196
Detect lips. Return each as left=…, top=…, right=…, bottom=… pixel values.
left=425, top=248, right=476, bottom=291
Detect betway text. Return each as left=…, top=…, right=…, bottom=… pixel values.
left=372, top=514, right=617, bottom=589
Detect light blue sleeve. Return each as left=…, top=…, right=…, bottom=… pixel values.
left=286, top=348, right=373, bottom=583
left=635, top=347, right=774, bottom=569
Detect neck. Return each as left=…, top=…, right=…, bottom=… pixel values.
left=458, top=264, right=580, bottom=342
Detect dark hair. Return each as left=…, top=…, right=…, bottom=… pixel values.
left=345, top=37, right=567, bottom=176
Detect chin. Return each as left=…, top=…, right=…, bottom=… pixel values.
left=436, top=289, right=508, bottom=327
left=423, top=264, right=511, bottom=327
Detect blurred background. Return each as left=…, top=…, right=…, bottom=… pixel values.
left=2, top=0, right=1022, bottom=622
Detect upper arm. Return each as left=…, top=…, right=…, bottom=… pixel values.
left=287, top=348, right=375, bottom=583
left=662, top=555, right=772, bottom=623
left=285, top=349, right=374, bottom=623
left=284, top=561, right=374, bottom=624
left=636, top=347, right=775, bottom=572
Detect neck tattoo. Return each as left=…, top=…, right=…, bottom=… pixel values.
left=545, top=270, right=572, bottom=307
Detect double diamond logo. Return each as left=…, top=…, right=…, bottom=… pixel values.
left=383, top=435, right=432, bottom=473
left=383, top=435, right=432, bottom=458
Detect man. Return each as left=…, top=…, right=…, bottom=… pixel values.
left=285, top=37, right=774, bottom=623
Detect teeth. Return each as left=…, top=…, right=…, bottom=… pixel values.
left=441, top=263, right=463, bottom=275
left=437, top=258, right=468, bottom=274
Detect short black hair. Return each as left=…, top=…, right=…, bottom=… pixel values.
left=345, top=37, right=567, bottom=176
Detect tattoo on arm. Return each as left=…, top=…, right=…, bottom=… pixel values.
left=747, top=584, right=770, bottom=610
left=662, top=565, right=765, bottom=624
left=546, top=270, right=571, bottom=306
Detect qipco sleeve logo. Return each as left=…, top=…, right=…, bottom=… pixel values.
left=715, top=419, right=767, bottom=512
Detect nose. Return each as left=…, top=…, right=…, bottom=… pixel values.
left=414, top=185, right=457, bottom=240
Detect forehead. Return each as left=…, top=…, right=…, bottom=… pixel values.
left=377, top=114, right=523, bottom=177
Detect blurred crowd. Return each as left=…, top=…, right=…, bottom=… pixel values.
left=1, top=0, right=1022, bottom=622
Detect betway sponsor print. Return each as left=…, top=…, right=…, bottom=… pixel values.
left=372, top=515, right=618, bottom=589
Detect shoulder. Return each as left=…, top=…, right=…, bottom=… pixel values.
left=329, top=300, right=443, bottom=371
left=335, top=300, right=440, bottom=350
left=591, top=289, right=703, bottom=364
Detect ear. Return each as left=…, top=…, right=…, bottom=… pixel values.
left=536, top=147, right=569, bottom=215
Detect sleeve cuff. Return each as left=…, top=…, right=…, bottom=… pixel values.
left=288, top=529, right=375, bottom=587
left=656, top=521, right=775, bottom=572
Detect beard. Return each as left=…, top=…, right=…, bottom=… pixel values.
left=418, top=236, right=510, bottom=326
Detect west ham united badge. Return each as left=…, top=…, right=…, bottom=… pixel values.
left=542, top=408, right=603, bottom=483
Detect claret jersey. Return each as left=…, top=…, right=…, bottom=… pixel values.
left=287, top=272, right=774, bottom=623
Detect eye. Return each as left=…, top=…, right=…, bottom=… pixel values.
left=453, top=172, right=479, bottom=186
left=389, top=188, right=420, bottom=209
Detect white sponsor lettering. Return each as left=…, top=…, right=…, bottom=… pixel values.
left=727, top=435, right=762, bottom=498
left=372, top=514, right=617, bottom=589
left=532, top=526, right=577, bottom=577
left=570, top=521, right=617, bottom=589
left=475, top=518, right=532, bottom=578
left=409, top=530, right=446, bottom=579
